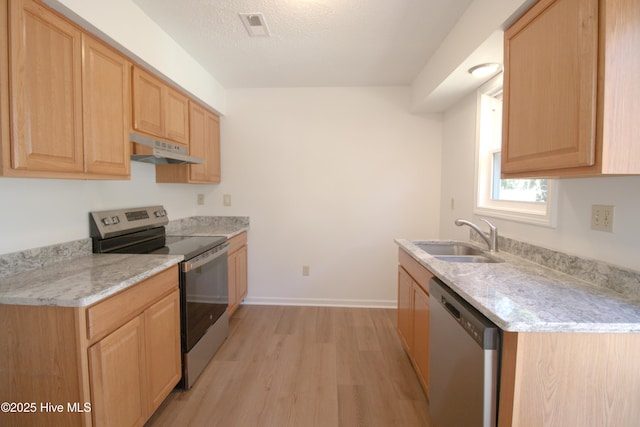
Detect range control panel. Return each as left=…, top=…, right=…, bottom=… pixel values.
left=90, top=205, right=168, bottom=239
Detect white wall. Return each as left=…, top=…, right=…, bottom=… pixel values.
left=0, top=163, right=203, bottom=254
left=197, top=87, right=442, bottom=307
left=440, top=91, right=640, bottom=272
left=439, top=93, right=478, bottom=241
left=0, top=87, right=441, bottom=307
left=412, top=0, right=534, bottom=112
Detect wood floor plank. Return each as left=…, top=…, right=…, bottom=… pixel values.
left=146, top=305, right=431, bottom=427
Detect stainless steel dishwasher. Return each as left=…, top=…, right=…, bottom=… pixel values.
left=429, top=278, right=500, bottom=427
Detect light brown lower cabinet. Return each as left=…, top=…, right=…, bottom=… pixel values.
left=499, top=331, right=640, bottom=427
left=0, top=265, right=180, bottom=427
left=89, top=315, right=148, bottom=427
left=144, top=291, right=182, bottom=413
left=89, top=289, right=180, bottom=426
left=397, top=247, right=640, bottom=426
left=228, top=232, right=248, bottom=317
left=397, top=265, right=414, bottom=353
left=397, top=248, right=433, bottom=397
left=411, top=283, right=430, bottom=392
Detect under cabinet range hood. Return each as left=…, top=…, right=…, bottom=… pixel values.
left=130, top=132, right=204, bottom=165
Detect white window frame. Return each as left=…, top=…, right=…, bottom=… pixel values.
left=473, top=74, right=558, bottom=227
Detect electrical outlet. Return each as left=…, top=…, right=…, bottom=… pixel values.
left=197, top=194, right=205, bottom=205
left=302, top=265, right=310, bottom=276
left=591, top=205, right=614, bottom=232
left=223, top=194, right=232, bottom=207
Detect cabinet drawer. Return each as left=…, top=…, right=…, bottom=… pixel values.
left=228, top=231, right=247, bottom=254
left=86, top=265, right=178, bottom=342
left=398, top=249, right=432, bottom=294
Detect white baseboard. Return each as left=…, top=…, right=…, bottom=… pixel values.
left=242, top=296, right=397, bottom=309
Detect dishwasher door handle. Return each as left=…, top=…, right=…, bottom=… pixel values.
left=443, top=297, right=461, bottom=321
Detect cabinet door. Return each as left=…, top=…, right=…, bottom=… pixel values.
left=89, top=315, right=147, bottom=427
left=228, top=233, right=248, bottom=317
left=397, top=267, right=413, bottom=353
left=9, top=0, right=83, bottom=173
left=145, top=290, right=181, bottom=413
left=502, top=0, right=598, bottom=174
left=188, top=102, right=208, bottom=182
left=228, top=249, right=239, bottom=315
left=189, top=102, right=221, bottom=183
left=236, top=246, right=248, bottom=302
left=412, top=284, right=430, bottom=397
left=165, top=87, right=189, bottom=144
left=132, top=67, right=164, bottom=137
left=204, top=110, right=221, bottom=182
left=82, top=34, right=131, bottom=176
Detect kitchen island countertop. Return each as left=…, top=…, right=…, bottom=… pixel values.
left=396, top=238, right=640, bottom=333
left=0, top=254, right=182, bottom=307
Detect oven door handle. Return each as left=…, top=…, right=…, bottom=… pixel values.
left=182, top=243, right=229, bottom=272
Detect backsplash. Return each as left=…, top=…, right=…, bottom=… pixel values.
left=0, top=216, right=250, bottom=280
left=471, top=233, right=640, bottom=299
left=166, top=216, right=250, bottom=235
left=0, top=239, right=92, bottom=279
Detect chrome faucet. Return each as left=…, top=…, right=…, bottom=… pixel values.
left=455, top=218, right=498, bottom=252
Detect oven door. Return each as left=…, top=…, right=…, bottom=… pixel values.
left=181, top=244, right=229, bottom=352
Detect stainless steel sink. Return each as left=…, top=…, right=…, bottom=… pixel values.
left=412, top=241, right=503, bottom=263
left=413, top=242, right=484, bottom=256
left=433, top=255, right=499, bottom=263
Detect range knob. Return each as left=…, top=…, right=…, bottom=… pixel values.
left=102, top=217, right=113, bottom=226
left=154, top=209, right=166, bottom=217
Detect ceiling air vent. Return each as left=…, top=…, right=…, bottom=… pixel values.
left=239, top=13, right=271, bottom=37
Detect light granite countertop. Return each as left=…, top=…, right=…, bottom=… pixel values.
left=166, top=215, right=249, bottom=239
left=396, top=239, right=640, bottom=333
left=168, top=224, right=248, bottom=239
left=0, top=215, right=250, bottom=309
left=0, top=254, right=182, bottom=307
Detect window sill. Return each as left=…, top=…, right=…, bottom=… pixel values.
left=474, top=204, right=557, bottom=228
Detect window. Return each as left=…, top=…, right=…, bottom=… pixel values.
left=474, top=75, right=557, bottom=227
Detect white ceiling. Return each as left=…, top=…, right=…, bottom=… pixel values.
left=131, top=0, right=473, bottom=88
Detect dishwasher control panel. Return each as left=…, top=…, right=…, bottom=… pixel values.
left=460, top=313, right=483, bottom=345
left=431, top=278, right=500, bottom=350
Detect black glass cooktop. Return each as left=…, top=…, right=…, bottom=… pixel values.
left=151, top=235, right=227, bottom=260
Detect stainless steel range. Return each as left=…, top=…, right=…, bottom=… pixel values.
left=90, top=206, right=229, bottom=389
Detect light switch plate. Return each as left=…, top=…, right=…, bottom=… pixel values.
left=223, top=194, right=232, bottom=207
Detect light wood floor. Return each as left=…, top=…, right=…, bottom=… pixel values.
left=146, top=305, right=431, bottom=427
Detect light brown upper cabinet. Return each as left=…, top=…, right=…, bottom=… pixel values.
left=502, top=0, right=640, bottom=177
left=1, top=0, right=131, bottom=179
left=6, top=0, right=83, bottom=175
left=132, top=66, right=189, bottom=146
left=156, top=101, right=221, bottom=184
left=189, top=102, right=221, bottom=183
left=82, top=35, right=131, bottom=177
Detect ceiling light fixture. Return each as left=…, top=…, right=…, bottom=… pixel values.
left=468, top=63, right=502, bottom=78
left=239, top=13, right=271, bottom=37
